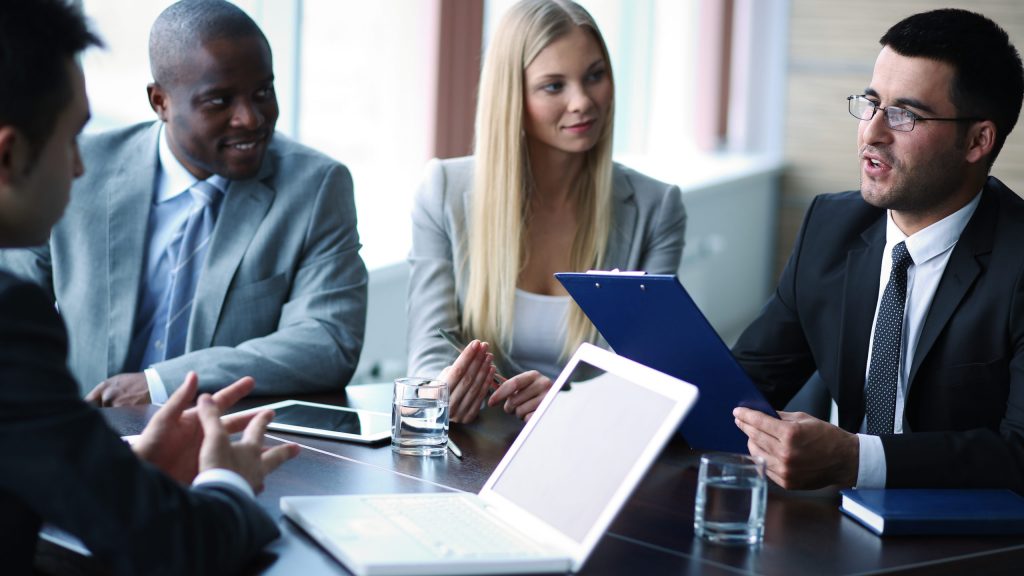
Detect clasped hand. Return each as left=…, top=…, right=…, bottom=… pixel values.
left=86, top=371, right=150, bottom=407
left=733, top=407, right=859, bottom=490
left=440, top=340, right=552, bottom=423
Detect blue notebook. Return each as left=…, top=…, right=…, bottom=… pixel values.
left=556, top=272, right=776, bottom=453
left=840, top=489, right=1024, bottom=536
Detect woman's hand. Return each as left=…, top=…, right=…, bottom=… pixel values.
left=487, top=370, right=552, bottom=421
left=438, top=340, right=496, bottom=423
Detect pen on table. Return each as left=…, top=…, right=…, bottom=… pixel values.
left=447, top=438, right=463, bottom=458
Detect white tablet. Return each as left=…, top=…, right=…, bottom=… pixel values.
left=238, top=400, right=392, bottom=443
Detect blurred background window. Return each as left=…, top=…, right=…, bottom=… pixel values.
left=79, top=0, right=788, bottom=271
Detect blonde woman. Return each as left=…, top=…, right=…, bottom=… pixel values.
left=407, top=0, right=686, bottom=423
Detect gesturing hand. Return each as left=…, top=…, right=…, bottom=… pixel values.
left=133, top=372, right=270, bottom=484
left=196, top=394, right=299, bottom=494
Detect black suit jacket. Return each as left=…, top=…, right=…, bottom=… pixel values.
left=734, top=177, right=1024, bottom=491
left=0, top=271, right=279, bottom=574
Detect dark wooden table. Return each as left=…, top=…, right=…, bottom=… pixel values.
left=51, top=384, right=1024, bottom=575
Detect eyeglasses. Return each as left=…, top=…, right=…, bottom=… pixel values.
left=847, top=95, right=984, bottom=132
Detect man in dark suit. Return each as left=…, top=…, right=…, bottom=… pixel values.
left=732, top=9, right=1024, bottom=492
left=0, top=1, right=298, bottom=573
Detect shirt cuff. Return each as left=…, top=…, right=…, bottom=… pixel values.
left=193, top=468, right=255, bottom=499
left=855, top=433, right=887, bottom=488
left=144, top=368, right=169, bottom=405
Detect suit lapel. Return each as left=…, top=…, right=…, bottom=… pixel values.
left=907, top=187, right=994, bottom=390
left=106, top=123, right=161, bottom=374
left=187, top=152, right=276, bottom=350
left=603, top=167, right=637, bottom=268
left=836, top=216, right=885, bottom=431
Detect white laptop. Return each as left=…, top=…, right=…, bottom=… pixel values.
left=281, top=343, right=699, bottom=576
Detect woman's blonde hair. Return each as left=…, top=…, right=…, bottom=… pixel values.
left=462, top=0, right=615, bottom=361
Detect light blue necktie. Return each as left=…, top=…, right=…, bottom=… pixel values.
left=162, top=179, right=223, bottom=361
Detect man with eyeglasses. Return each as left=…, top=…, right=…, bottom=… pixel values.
left=732, top=9, right=1024, bottom=492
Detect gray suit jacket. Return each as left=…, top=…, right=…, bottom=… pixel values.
left=407, top=156, right=687, bottom=378
left=0, top=122, right=367, bottom=395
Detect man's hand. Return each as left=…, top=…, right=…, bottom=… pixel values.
left=86, top=372, right=150, bottom=406
left=733, top=408, right=859, bottom=489
left=487, top=370, right=552, bottom=422
left=439, top=340, right=496, bottom=424
left=196, top=393, right=300, bottom=494
left=132, top=372, right=266, bottom=484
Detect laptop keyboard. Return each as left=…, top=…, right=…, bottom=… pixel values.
left=363, top=495, right=549, bottom=559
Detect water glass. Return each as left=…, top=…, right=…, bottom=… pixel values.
left=391, top=378, right=449, bottom=456
left=694, top=453, right=767, bottom=545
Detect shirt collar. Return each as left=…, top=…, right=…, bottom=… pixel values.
left=156, top=125, right=230, bottom=203
left=884, top=189, right=982, bottom=266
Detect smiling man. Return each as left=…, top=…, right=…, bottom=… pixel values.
left=0, top=1, right=300, bottom=572
left=731, top=9, right=1024, bottom=492
left=0, top=0, right=367, bottom=405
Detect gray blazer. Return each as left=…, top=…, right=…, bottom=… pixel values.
left=0, top=122, right=368, bottom=395
left=407, top=156, right=687, bottom=378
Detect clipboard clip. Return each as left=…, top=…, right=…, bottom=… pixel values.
left=582, top=269, right=648, bottom=289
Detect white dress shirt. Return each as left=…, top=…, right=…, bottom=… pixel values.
left=193, top=468, right=254, bottom=498
left=856, top=191, right=981, bottom=487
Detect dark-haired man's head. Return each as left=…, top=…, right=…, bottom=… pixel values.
left=880, top=9, right=1024, bottom=168
left=147, top=0, right=278, bottom=181
left=0, top=0, right=100, bottom=247
left=857, top=9, right=1022, bottom=233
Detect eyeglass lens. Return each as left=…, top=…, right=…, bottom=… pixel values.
left=850, top=97, right=914, bottom=130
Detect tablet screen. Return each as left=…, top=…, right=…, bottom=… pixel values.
left=266, top=403, right=392, bottom=441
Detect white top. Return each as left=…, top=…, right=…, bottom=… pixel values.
left=507, top=289, right=570, bottom=379
left=856, top=191, right=981, bottom=488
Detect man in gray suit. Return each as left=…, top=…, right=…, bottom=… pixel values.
left=0, top=1, right=297, bottom=571
left=0, top=0, right=367, bottom=405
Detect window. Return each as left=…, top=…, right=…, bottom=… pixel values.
left=298, top=1, right=438, bottom=270
left=79, top=0, right=171, bottom=133
left=78, top=0, right=788, bottom=271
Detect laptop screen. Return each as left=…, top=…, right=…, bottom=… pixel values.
left=487, top=359, right=674, bottom=544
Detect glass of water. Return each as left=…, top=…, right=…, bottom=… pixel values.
left=392, top=378, right=449, bottom=456
left=694, top=453, right=767, bottom=545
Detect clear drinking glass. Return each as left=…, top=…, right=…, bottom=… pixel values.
left=391, top=378, right=449, bottom=456
left=694, top=453, right=767, bottom=545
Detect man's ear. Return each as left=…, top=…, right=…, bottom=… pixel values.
left=964, top=120, right=997, bottom=166
left=0, top=126, right=28, bottom=188
left=147, top=82, right=170, bottom=121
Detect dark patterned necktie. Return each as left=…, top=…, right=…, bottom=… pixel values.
left=865, top=241, right=913, bottom=435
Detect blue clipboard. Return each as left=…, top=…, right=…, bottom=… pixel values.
left=556, top=272, right=777, bottom=453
